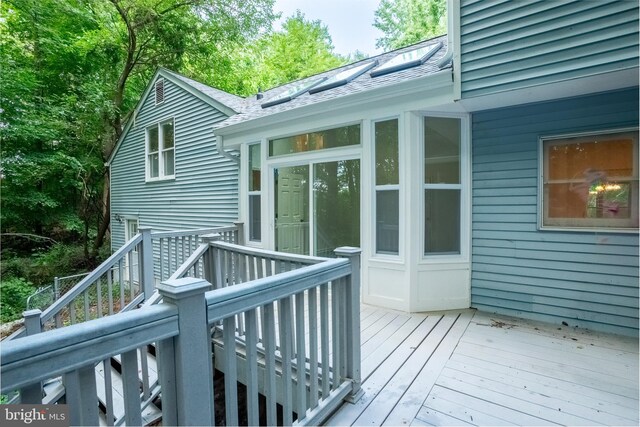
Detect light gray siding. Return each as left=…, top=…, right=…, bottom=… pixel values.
left=460, top=0, right=639, bottom=97
left=110, top=77, right=238, bottom=250
left=471, top=88, right=639, bottom=336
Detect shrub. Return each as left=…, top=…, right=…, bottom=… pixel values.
left=0, top=277, right=35, bottom=323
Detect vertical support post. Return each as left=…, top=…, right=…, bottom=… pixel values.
left=201, top=233, right=222, bottom=286
left=21, top=309, right=42, bottom=403
left=157, top=278, right=215, bottom=426
left=234, top=220, right=245, bottom=245
left=139, top=227, right=155, bottom=300
left=335, top=247, right=363, bottom=403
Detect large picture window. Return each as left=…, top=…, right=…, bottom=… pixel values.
left=269, top=124, right=360, bottom=157
left=147, top=119, right=175, bottom=180
left=541, top=130, right=639, bottom=230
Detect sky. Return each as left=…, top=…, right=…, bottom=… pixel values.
left=272, top=0, right=385, bottom=57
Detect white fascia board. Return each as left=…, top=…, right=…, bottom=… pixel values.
left=217, top=69, right=454, bottom=148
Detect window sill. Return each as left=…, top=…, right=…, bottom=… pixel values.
left=145, top=175, right=176, bottom=183
left=539, top=225, right=639, bottom=234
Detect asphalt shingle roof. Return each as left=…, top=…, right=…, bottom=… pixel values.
left=164, top=69, right=249, bottom=113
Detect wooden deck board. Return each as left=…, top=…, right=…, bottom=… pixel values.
left=325, top=308, right=639, bottom=427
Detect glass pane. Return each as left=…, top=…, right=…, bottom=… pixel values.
left=424, top=117, right=460, bottom=184
left=547, top=139, right=633, bottom=180
left=375, top=119, right=399, bottom=185
left=269, top=124, right=360, bottom=156
left=546, top=182, right=633, bottom=219
left=314, top=160, right=360, bottom=257
left=249, top=144, right=261, bottom=191
left=148, top=127, right=159, bottom=152
left=249, top=194, right=261, bottom=241
left=162, top=121, right=174, bottom=148
left=163, top=149, right=174, bottom=176
left=148, top=154, right=159, bottom=178
left=425, top=189, right=460, bottom=254
left=275, top=165, right=309, bottom=255
left=376, top=190, right=399, bottom=254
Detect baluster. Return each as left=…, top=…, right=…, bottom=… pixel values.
left=65, top=365, right=99, bottom=426
left=295, top=291, right=307, bottom=418
left=225, top=248, right=233, bottom=286
left=223, top=315, right=239, bottom=426
left=248, top=255, right=256, bottom=281
left=84, top=289, right=90, bottom=322
left=331, top=281, right=341, bottom=390
left=280, top=296, right=294, bottom=425
left=174, top=237, right=179, bottom=273
left=70, top=301, right=77, bottom=324
left=245, top=309, right=259, bottom=426
left=121, top=349, right=143, bottom=427
left=320, top=283, right=330, bottom=398
left=107, top=269, right=114, bottom=315
left=263, top=302, right=277, bottom=425
left=265, top=257, right=273, bottom=277
left=308, top=287, right=319, bottom=409
left=159, top=238, right=165, bottom=281
left=96, top=278, right=103, bottom=318
left=118, top=259, right=125, bottom=309
left=139, top=347, right=150, bottom=400
left=181, top=236, right=186, bottom=265
left=256, top=256, right=265, bottom=279
left=128, top=249, right=135, bottom=301
left=102, top=358, right=115, bottom=426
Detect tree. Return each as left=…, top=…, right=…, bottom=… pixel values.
left=374, top=0, right=446, bottom=51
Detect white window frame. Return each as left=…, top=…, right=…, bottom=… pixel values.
left=538, top=127, right=639, bottom=233
left=373, top=116, right=401, bottom=257
left=248, top=142, right=262, bottom=242
left=420, top=113, right=470, bottom=261
left=145, top=117, right=175, bottom=182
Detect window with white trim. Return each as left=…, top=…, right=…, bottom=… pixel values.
left=541, top=129, right=639, bottom=230
left=424, top=117, right=461, bottom=255
left=248, top=143, right=261, bottom=241
left=146, top=119, right=175, bottom=180
left=374, top=118, right=399, bottom=255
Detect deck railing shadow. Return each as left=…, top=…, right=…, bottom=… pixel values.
left=1, top=239, right=362, bottom=426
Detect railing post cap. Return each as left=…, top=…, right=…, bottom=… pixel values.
left=201, top=233, right=222, bottom=243
left=334, top=247, right=361, bottom=257
left=23, top=309, right=42, bottom=318
left=138, top=226, right=152, bottom=232
left=157, top=277, right=211, bottom=299
left=233, top=220, right=244, bottom=225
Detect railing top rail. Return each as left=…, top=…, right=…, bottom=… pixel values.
left=168, top=243, right=210, bottom=281
left=151, top=226, right=237, bottom=239
left=39, top=233, right=144, bottom=324
left=210, top=241, right=328, bottom=265
left=55, top=272, right=90, bottom=281
left=205, top=258, right=351, bottom=323
left=1, top=304, right=178, bottom=393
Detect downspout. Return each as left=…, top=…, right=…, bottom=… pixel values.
left=436, top=0, right=456, bottom=69
left=213, top=131, right=240, bottom=164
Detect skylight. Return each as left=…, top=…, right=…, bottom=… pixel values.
left=261, top=78, right=326, bottom=108
left=370, top=41, right=442, bottom=78
left=309, top=61, right=378, bottom=94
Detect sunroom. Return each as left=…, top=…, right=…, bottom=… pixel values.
left=214, top=36, right=471, bottom=313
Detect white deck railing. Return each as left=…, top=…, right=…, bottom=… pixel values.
left=1, top=242, right=362, bottom=426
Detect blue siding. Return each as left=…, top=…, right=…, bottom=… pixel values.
left=471, top=88, right=639, bottom=336
left=110, top=77, right=239, bottom=249
left=460, top=0, right=639, bottom=97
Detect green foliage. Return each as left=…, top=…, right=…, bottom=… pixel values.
left=374, top=0, right=447, bottom=50
left=0, top=278, right=35, bottom=323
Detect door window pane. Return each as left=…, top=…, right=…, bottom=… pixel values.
left=425, top=117, right=460, bottom=184
left=375, top=119, right=399, bottom=185
left=376, top=190, right=399, bottom=254
left=269, top=124, right=360, bottom=156
left=274, top=166, right=309, bottom=255
left=425, top=189, right=460, bottom=254
left=314, top=160, right=360, bottom=257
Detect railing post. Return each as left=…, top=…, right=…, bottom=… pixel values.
left=139, top=227, right=155, bottom=300
left=201, top=233, right=222, bottom=286
left=335, top=247, right=363, bottom=403
left=157, top=278, right=215, bottom=426
left=234, top=220, right=245, bottom=245
left=21, top=309, right=43, bottom=403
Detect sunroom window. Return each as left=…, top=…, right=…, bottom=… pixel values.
left=269, top=124, right=360, bottom=156
left=248, top=143, right=261, bottom=241
left=424, top=117, right=461, bottom=255
left=374, top=119, right=399, bottom=255
left=147, top=119, right=175, bottom=180
left=541, top=130, right=639, bottom=230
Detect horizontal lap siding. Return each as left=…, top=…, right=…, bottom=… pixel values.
left=471, top=88, right=639, bottom=336
left=111, top=79, right=238, bottom=249
left=460, top=0, right=639, bottom=97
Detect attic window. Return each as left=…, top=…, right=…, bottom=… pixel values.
left=155, top=79, right=165, bottom=105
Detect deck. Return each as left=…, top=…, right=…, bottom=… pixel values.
left=328, top=307, right=639, bottom=426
